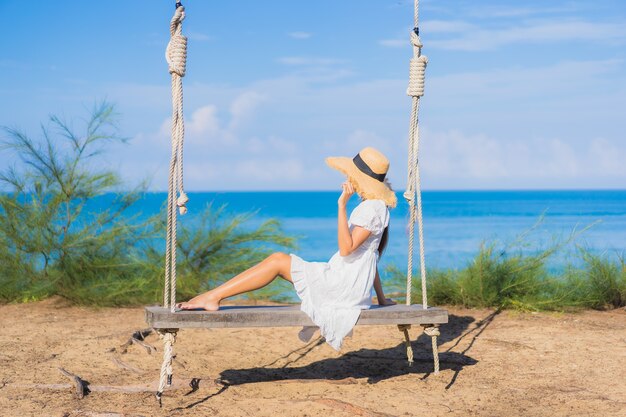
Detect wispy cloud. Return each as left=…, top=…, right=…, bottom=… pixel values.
left=378, top=20, right=477, bottom=48
left=467, top=5, right=582, bottom=19
left=277, top=56, right=345, bottom=66
left=378, top=39, right=406, bottom=48
left=429, top=19, right=626, bottom=51
left=187, top=32, right=213, bottom=42
left=421, top=129, right=626, bottom=189
left=288, top=31, right=312, bottom=39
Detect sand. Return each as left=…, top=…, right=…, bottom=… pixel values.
left=0, top=298, right=624, bottom=417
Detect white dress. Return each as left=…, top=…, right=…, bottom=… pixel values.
left=289, top=199, right=391, bottom=350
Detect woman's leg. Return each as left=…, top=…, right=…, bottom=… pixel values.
left=176, top=252, right=293, bottom=311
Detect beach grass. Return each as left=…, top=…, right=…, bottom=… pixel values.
left=384, top=245, right=625, bottom=311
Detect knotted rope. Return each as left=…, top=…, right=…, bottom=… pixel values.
left=423, top=325, right=440, bottom=374
left=163, top=2, right=188, bottom=313
left=403, top=0, right=440, bottom=375
left=158, top=1, right=188, bottom=403
left=156, top=330, right=177, bottom=405
left=404, top=0, right=428, bottom=310
left=397, top=325, right=414, bottom=365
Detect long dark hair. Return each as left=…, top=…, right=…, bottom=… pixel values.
left=378, top=226, right=389, bottom=258
left=376, top=178, right=393, bottom=258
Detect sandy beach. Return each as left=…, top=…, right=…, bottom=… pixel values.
left=0, top=298, right=624, bottom=417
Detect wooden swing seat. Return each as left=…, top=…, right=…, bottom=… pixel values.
left=145, top=304, right=448, bottom=330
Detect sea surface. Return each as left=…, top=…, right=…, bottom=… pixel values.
left=92, top=190, right=626, bottom=273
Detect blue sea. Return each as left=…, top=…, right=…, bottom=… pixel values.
left=101, top=190, right=626, bottom=273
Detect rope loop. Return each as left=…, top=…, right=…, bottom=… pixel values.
left=407, top=55, right=428, bottom=97
left=403, top=190, right=414, bottom=203
left=422, top=324, right=440, bottom=337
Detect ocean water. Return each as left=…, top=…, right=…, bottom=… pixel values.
left=94, top=190, right=626, bottom=273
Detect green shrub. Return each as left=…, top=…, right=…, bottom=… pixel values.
left=0, top=103, right=297, bottom=306
left=566, top=249, right=626, bottom=309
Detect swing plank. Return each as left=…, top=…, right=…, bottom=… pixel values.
left=145, top=304, right=448, bottom=329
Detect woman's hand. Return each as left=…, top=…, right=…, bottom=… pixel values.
left=338, top=180, right=355, bottom=207
left=378, top=298, right=397, bottom=306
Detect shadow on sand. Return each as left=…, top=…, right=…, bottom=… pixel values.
left=219, top=311, right=497, bottom=386
left=173, top=311, right=499, bottom=410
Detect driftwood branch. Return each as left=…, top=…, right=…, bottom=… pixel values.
left=9, top=376, right=221, bottom=395
left=110, top=356, right=145, bottom=374
left=57, top=367, right=89, bottom=399
left=119, top=329, right=156, bottom=354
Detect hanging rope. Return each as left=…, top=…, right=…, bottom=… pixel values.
left=397, top=324, right=414, bottom=365
left=163, top=1, right=188, bottom=313
left=158, top=1, right=188, bottom=403
left=156, top=330, right=177, bottom=405
left=404, top=0, right=427, bottom=309
left=403, top=0, right=440, bottom=375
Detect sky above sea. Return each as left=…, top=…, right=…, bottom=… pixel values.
left=1, top=0, right=625, bottom=192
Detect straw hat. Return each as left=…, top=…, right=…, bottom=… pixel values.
left=325, top=147, right=397, bottom=208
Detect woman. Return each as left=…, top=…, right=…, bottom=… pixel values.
left=176, top=146, right=397, bottom=350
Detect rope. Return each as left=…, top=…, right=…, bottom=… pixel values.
left=404, top=0, right=428, bottom=309
left=157, top=3, right=187, bottom=403
left=403, top=0, right=441, bottom=377
left=423, top=325, right=440, bottom=374
left=397, top=325, right=414, bottom=365
left=163, top=3, right=188, bottom=312
left=156, top=330, right=177, bottom=405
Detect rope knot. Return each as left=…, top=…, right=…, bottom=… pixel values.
left=177, top=192, right=189, bottom=215
left=422, top=325, right=440, bottom=337
left=407, top=55, right=428, bottom=97
left=166, top=34, right=188, bottom=76
left=410, top=31, right=423, bottom=48
left=403, top=190, right=414, bottom=203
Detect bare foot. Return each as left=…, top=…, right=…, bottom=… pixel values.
left=176, top=295, right=220, bottom=311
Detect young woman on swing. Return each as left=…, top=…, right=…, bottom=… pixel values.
left=176, top=146, right=397, bottom=349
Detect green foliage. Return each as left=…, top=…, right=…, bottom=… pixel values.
left=562, top=249, right=626, bottom=309
left=0, top=103, right=297, bottom=306
left=145, top=203, right=298, bottom=304
left=384, top=232, right=625, bottom=311
left=0, top=102, right=153, bottom=303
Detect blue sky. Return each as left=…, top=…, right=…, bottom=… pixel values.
left=1, top=0, right=625, bottom=191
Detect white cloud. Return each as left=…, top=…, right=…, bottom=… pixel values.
left=429, top=19, right=626, bottom=51
left=420, top=129, right=626, bottom=189
left=187, top=105, right=221, bottom=137
left=229, top=91, right=266, bottom=129
left=589, top=137, right=626, bottom=176
left=106, top=57, right=625, bottom=191
left=288, top=31, right=312, bottom=39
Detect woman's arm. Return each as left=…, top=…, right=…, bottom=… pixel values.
left=373, top=268, right=396, bottom=306
left=337, top=181, right=371, bottom=256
